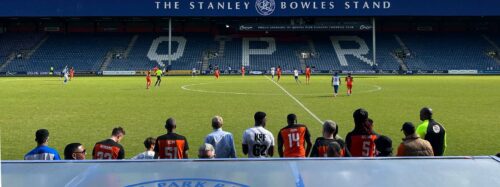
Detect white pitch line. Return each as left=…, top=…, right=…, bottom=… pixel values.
left=265, top=76, right=323, bottom=125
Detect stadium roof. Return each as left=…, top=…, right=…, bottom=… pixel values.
left=1, top=0, right=500, bottom=17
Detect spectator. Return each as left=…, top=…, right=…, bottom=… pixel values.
left=397, top=122, right=434, bottom=156
left=326, top=142, right=343, bottom=157
left=154, top=118, right=189, bottom=159
left=92, top=127, right=126, bottom=159
left=277, top=114, right=312, bottom=158
left=367, top=118, right=378, bottom=134
left=375, top=135, right=393, bottom=156
left=131, top=137, right=156, bottom=159
left=198, top=143, right=216, bottom=159
left=64, top=143, right=86, bottom=160
left=204, top=116, right=237, bottom=158
left=346, top=108, right=378, bottom=157
left=242, top=111, right=275, bottom=158
left=24, top=129, right=61, bottom=160
left=310, top=120, right=351, bottom=157
left=417, top=107, right=447, bottom=156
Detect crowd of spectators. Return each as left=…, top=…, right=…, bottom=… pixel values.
left=23, top=107, right=468, bottom=161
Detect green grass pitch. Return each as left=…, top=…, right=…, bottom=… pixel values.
left=1, top=75, right=499, bottom=159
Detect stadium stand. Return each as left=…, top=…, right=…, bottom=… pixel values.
left=3, top=33, right=130, bottom=72
left=1, top=32, right=500, bottom=73
left=107, top=34, right=214, bottom=71
left=300, top=34, right=401, bottom=71
left=400, top=33, right=498, bottom=71
left=0, top=33, right=45, bottom=71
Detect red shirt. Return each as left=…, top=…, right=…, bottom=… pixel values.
left=346, top=76, right=353, bottom=85
left=146, top=72, right=151, bottom=80
left=277, top=68, right=282, bottom=74
left=346, top=134, right=377, bottom=157
left=305, top=68, right=311, bottom=74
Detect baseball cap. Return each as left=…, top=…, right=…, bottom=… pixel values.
left=401, top=122, right=415, bottom=134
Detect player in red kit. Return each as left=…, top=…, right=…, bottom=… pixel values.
left=214, top=67, right=220, bottom=79
left=345, top=73, right=353, bottom=96
left=69, top=67, right=74, bottom=81
left=305, top=66, right=311, bottom=84
left=241, top=66, right=245, bottom=77
left=277, top=66, right=282, bottom=81
left=146, top=70, right=152, bottom=89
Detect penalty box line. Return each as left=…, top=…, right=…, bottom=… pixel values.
left=265, top=76, right=323, bottom=125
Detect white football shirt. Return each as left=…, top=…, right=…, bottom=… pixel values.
left=333, top=76, right=340, bottom=86
left=294, top=70, right=299, bottom=76
left=242, top=126, right=275, bottom=158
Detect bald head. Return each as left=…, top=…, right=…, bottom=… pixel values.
left=212, top=116, right=223, bottom=129
left=165, top=117, right=176, bottom=132
left=420, top=107, right=433, bottom=121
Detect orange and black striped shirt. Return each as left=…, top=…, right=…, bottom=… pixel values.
left=310, top=137, right=351, bottom=157
left=154, top=133, right=189, bottom=159
left=92, top=139, right=125, bottom=160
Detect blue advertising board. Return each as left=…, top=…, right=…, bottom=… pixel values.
left=0, top=0, right=500, bottom=17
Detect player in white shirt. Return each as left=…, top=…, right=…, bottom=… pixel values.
left=332, top=72, right=341, bottom=97
left=62, top=65, right=69, bottom=84
left=242, top=111, right=275, bottom=158
left=131, top=137, right=156, bottom=159
left=270, top=67, right=276, bottom=80
left=293, top=68, right=301, bottom=84
left=192, top=67, right=196, bottom=77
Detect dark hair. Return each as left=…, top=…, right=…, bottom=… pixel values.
left=353, top=108, right=369, bottom=125
left=144, top=137, right=156, bottom=149
left=254, top=111, right=267, bottom=125
left=420, top=107, right=433, bottom=120
left=287, top=114, right=297, bottom=123
left=64, top=143, right=82, bottom=160
left=402, top=122, right=416, bottom=135
left=375, top=136, right=393, bottom=156
left=353, top=109, right=372, bottom=134
left=112, top=127, right=126, bottom=136
left=35, top=129, right=49, bottom=144
left=165, top=118, right=176, bottom=131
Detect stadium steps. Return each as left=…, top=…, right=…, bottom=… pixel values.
left=0, top=52, right=16, bottom=72
left=392, top=34, right=410, bottom=70
left=25, top=35, right=49, bottom=60
left=394, top=34, right=411, bottom=56
left=99, top=51, right=114, bottom=72
left=482, top=35, right=500, bottom=66
left=308, top=39, right=317, bottom=54
left=300, top=58, right=306, bottom=71
left=123, top=35, right=139, bottom=58
left=391, top=52, right=408, bottom=71
left=201, top=56, right=209, bottom=71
